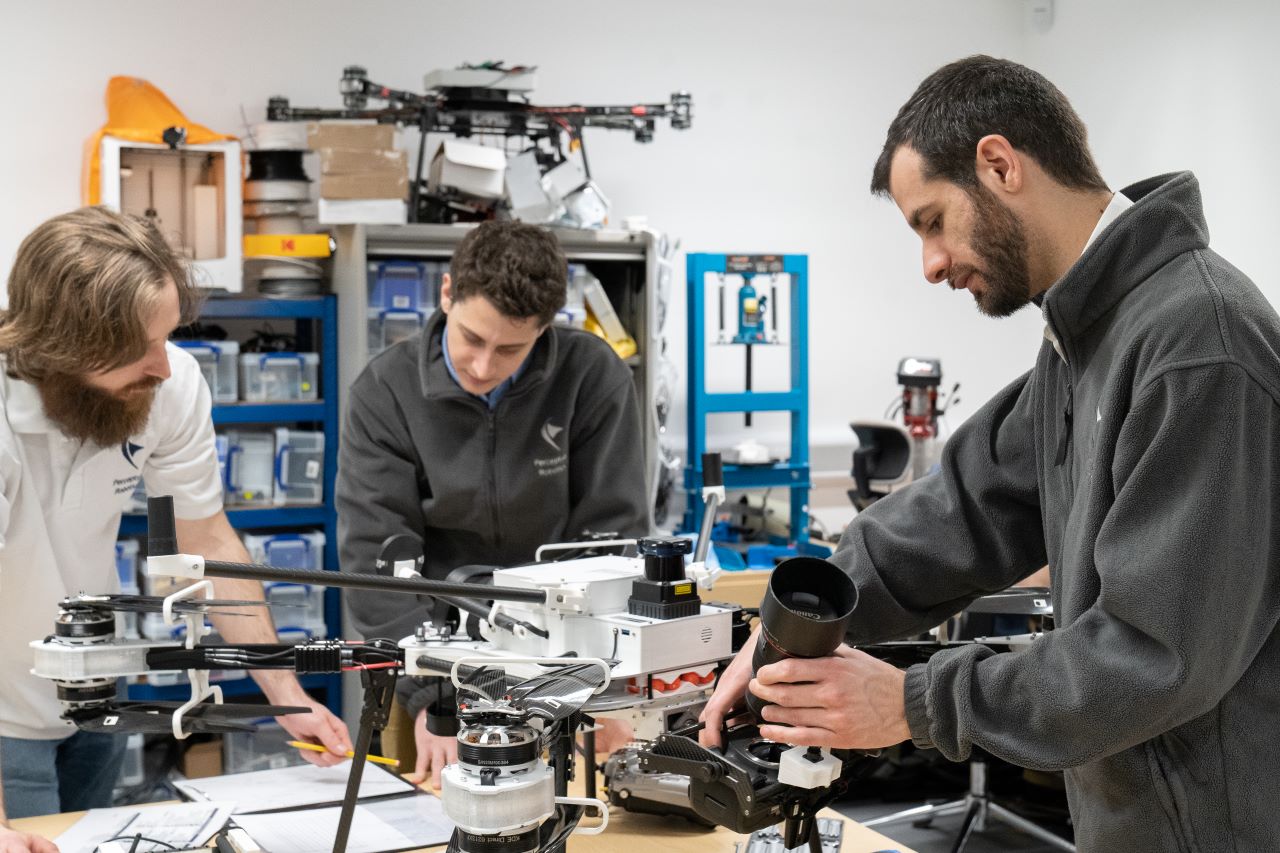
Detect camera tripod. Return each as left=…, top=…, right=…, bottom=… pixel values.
left=861, top=752, right=1075, bottom=853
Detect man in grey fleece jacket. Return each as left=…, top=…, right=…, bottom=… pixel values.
left=337, top=221, right=649, bottom=787
left=702, top=56, right=1280, bottom=851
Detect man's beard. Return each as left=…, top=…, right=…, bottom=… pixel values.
left=954, top=183, right=1033, bottom=318
left=37, top=373, right=161, bottom=447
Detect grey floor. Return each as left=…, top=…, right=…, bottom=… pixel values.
left=833, top=797, right=1072, bottom=853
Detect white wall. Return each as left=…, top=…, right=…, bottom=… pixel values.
left=1026, top=0, right=1279, bottom=297
left=2, top=1, right=1272, bottom=480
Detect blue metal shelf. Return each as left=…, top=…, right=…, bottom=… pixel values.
left=126, top=672, right=340, bottom=702
left=199, top=297, right=329, bottom=320
left=119, top=505, right=331, bottom=535
left=120, top=295, right=343, bottom=717
left=683, top=462, right=811, bottom=491
left=212, top=402, right=326, bottom=425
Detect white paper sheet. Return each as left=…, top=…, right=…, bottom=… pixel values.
left=232, top=795, right=454, bottom=853
left=54, top=801, right=234, bottom=853
left=174, top=762, right=416, bottom=813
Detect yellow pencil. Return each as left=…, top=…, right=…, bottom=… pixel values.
left=287, top=740, right=400, bottom=768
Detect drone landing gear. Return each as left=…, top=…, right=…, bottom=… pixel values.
left=333, top=666, right=398, bottom=853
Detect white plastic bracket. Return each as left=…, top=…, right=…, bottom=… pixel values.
left=161, top=580, right=222, bottom=739
left=534, top=538, right=637, bottom=562
left=778, top=745, right=842, bottom=789
left=553, top=796, right=609, bottom=834
left=146, top=552, right=206, bottom=581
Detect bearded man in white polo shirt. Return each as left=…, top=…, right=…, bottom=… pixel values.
left=0, top=207, right=351, bottom=848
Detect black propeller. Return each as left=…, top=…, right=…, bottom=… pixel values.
left=61, top=594, right=268, bottom=615
left=65, top=699, right=310, bottom=735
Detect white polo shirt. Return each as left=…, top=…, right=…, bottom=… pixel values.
left=0, top=343, right=224, bottom=739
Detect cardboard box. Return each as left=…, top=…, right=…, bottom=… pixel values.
left=319, top=147, right=407, bottom=175
left=704, top=569, right=771, bottom=611
left=320, top=172, right=408, bottom=200
left=181, top=738, right=224, bottom=779
left=307, top=122, right=397, bottom=151
left=428, top=139, right=506, bottom=199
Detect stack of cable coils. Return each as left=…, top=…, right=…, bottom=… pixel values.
left=244, top=122, right=324, bottom=296
left=243, top=122, right=311, bottom=234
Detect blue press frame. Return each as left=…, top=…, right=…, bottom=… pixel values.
left=683, top=254, right=811, bottom=549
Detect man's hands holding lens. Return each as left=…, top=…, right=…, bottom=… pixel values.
left=700, top=632, right=912, bottom=751
left=751, top=645, right=911, bottom=750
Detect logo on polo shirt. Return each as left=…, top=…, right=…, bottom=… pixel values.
left=540, top=420, right=564, bottom=451
left=121, top=440, right=144, bottom=469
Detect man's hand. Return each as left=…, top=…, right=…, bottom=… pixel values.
left=586, top=717, right=634, bottom=756
left=408, top=709, right=458, bottom=790
left=275, top=697, right=353, bottom=767
left=749, top=645, right=911, bottom=749
left=0, top=826, right=58, bottom=853
left=698, top=625, right=760, bottom=749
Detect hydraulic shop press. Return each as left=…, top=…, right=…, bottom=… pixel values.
left=684, top=254, right=819, bottom=561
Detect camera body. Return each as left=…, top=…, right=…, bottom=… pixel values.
left=639, top=724, right=878, bottom=846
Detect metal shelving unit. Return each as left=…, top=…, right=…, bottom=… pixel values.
left=123, top=296, right=342, bottom=715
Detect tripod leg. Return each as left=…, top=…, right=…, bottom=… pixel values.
left=986, top=802, right=1076, bottom=851
left=948, top=800, right=981, bottom=853
left=862, top=799, right=967, bottom=828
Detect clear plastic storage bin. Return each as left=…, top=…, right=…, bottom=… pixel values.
left=175, top=340, right=240, bottom=403
left=223, top=718, right=307, bottom=774
left=272, top=428, right=324, bottom=505
left=264, top=584, right=326, bottom=638
left=243, top=530, right=325, bottom=571
left=115, top=540, right=140, bottom=591
left=115, top=540, right=141, bottom=639
left=224, top=430, right=276, bottom=505
left=243, top=531, right=327, bottom=638
left=239, top=352, right=319, bottom=402
left=366, top=260, right=442, bottom=359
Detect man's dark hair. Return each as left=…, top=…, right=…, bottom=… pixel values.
left=449, top=221, right=567, bottom=325
left=870, top=55, right=1108, bottom=197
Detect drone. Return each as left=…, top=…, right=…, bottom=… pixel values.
left=267, top=63, right=692, bottom=223
left=31, top=455, right=738, bottom=853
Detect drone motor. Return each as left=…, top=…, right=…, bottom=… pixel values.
left=442, top=707, right=554, bottom=853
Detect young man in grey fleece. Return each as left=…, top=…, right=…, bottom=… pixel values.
left=702, top=55, right=1280, bottom=851
left=337, top=221, right=649, bottom=788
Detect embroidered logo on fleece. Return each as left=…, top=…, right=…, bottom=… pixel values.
left=540, top=420, right=564, bottom=451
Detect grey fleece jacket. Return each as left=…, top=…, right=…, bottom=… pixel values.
left=837, top=172, right=1280, bottom=852
left=337, top=310, right=649, bottom=713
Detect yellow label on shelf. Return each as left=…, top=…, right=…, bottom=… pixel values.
left=243, top=234, right=334, bottom=258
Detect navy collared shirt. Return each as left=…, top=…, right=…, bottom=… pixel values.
left=441, top=320, right=530, bottom=410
